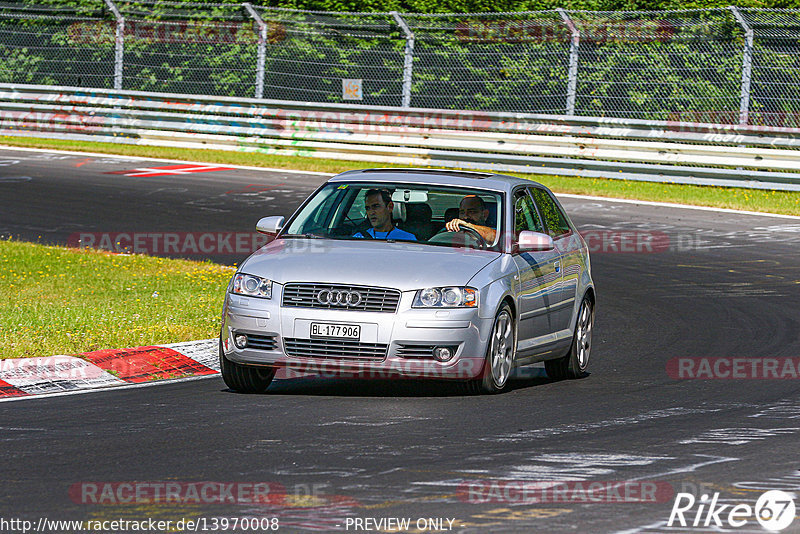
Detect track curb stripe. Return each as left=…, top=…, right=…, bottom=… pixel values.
left=0, top=379, right=29, bottom=398
left=0, top=339, right=219, bottom=398
left=0, top=355, right=126, bottom=394
left=82, top=345, right=217, bottom=383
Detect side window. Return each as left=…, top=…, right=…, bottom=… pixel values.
left=530, top=188, right=571, bottom=237
left=513, top=190, right=543, bottom=235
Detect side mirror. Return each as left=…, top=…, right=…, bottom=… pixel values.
left=518, top=231, right=555, bottom=252
left=256, top=216, right=284, bottom=234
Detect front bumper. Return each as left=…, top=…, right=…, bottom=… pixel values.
left=221, top=289, right=493, bottom=380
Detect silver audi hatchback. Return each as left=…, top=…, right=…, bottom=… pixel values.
left=220, top=169, right=595, bottom=394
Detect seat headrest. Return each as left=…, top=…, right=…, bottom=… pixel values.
left=392, top=202, right=406, bottom=222
left=485, top=201, right=497, bottom=226
left=406, top=203, right=432, bottom=222
left=444, top=207, right=459, bottom=223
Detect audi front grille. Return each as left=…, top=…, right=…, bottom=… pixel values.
left=282, top=283, right=401, bottom=313
left=284, top=338, right=389, bottom=361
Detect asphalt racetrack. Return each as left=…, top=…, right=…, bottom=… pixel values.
left=1, top=148, right=800, bottom=533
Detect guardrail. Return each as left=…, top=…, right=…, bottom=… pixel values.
left=1, top=83, right=800, bottom=191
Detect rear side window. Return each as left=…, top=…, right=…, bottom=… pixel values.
left=530, top=188, right=571, bottom=237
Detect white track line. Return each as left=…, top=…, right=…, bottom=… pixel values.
left=1, top=145, right=798, bottom=219
left=0, top=144, right=333, bottom=176
left=557, top=193, right=800, bottom=220
left=0, top=373, right=219, bottom=403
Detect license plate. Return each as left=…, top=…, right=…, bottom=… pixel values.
left=310, top=322, right=361, bottom=340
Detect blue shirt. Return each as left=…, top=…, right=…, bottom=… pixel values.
left=353, top=227, right=417, bottom=241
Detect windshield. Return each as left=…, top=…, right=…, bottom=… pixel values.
left=283, top=182, right=504, bottom=250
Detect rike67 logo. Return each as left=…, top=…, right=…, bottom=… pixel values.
left=668, top=490, right=796, bottom=531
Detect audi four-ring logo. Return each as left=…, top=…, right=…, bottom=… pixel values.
left=317, top=289, right=363, bottom=306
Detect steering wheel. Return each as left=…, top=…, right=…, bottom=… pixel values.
left=458, top=225, right=488, bottom=249
left=428, top=226, right=489, bottom=250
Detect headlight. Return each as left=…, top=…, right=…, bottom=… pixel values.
left=231, top=273, right=272, bottom=299
left=413, top=287, right=477, bottom=308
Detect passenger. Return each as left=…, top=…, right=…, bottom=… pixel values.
left=445, top=194, right=496, bottom=243
left=353, top=189, right=417, bottom=241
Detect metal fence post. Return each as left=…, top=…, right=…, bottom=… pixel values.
left=391, top=12, right=414, bottom=109
left=243, top=3, right=267, bottom=99
left=729, top=6, right=753, bottom=126
left=557, top=8, right=579, bottom=116
left=104, top=0, right=124, bottom=90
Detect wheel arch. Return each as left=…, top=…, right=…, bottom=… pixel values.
left=568, top=286, right=595, bottom=333
left=500, top=294, right=516, bottom=319
left=584, top=286, right=596, bottom=307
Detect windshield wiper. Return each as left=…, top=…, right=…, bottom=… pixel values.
left=281, top=233, right=324, bottom=239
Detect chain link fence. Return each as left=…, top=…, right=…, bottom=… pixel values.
left=742, top=8, right=800, bottom=127
left=0, top=2, right=114, bottom=87
left=570, top=9, right=743, bottom=123
left=254, top=7, right=405, bottom=106
left=116, top=1, right=257, bottom=97
left=1, top=1, right=799, bottom=126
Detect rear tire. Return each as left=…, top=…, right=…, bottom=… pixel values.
left=219, top=340, right=276, bottom=393
left=545, top=296, right=593, bottom=380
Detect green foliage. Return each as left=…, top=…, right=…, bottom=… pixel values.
left=0, top=46, right=52, bottom=84
left=266, top=0, right=792, bottom=12
left=9, top=0, right=800, bottom=14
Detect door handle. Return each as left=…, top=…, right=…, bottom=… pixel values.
left=554, top=261, right=561, bottom=273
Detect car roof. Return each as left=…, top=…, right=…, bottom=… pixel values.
left=329, top=168, right=543, bottom=192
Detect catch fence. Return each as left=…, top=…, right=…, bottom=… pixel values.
left=1, top=2, right=800, bottom=127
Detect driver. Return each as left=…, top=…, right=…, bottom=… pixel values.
left=445, top=195, right=496, bottom=243
left=353, top=189, right=417, bottom=241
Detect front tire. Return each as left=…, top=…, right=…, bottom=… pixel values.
left=467, top=303, right=516, bottom=394
left=219, top=340, right=276, bottom=393
left=545, top=296, right=593, bottom=380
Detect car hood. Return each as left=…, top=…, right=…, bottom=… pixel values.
left=240, top=238, right=501, bottom=291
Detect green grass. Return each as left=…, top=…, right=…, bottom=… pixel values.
left=0, top=239, right=233, bottom=359
left=2, top=136, right=799, bottom=216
